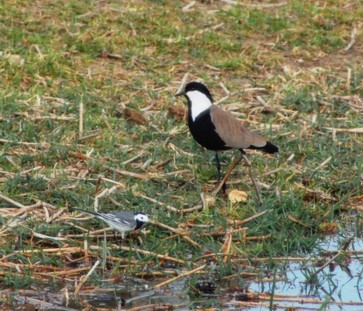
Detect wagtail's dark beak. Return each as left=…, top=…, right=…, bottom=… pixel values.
left=175, top=90, right=185, bottom=97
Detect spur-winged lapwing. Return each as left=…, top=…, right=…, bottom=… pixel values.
left=71, top=208, right=148, bottom=239
left=176, top=81, right=278, bottom=196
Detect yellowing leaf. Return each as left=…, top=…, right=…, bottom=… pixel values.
left=228, top=190, right=248, bottom=203
left=7, top=54, right=25, bottom=66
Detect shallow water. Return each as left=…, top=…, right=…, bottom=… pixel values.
left=5, top=236, right=363, bottom=310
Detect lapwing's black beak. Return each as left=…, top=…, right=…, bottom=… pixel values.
left=175, top=90, right=185, bottom=97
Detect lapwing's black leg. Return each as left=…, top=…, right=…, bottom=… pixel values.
left=240, top=150, right=262, bottom=206
left=215, top=153, right=226, bottom=193
left=215, top=152, right=221, bottom=183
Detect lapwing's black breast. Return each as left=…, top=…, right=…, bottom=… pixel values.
left=188, top=109, right=230, bottom=152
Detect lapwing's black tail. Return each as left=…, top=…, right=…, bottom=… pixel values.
left=250, top=141, right=279, bottom=154
left=263, top=141, right=278, bottom=154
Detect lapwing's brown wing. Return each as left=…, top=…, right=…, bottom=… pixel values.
left=210, top=105, right=267, bottom=150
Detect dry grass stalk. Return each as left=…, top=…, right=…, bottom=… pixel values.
left=156, top=169, right=191, bottom=178
left=182, top=1, right=195, bottom=13
left=94, top=185, right=119, bottom=211
left=255, top=290, right=363, bottom=306
left=220, top=228, right=233, bottom=263
left=242, top=154, right=262, bottom=205
left=134, top=193, right=179, bottom=213
left=324, top=127, right=363, bottom=133
left=15, top=295, right=78, bottom=310
left=77, top=131, right=102, bottom=142
left=311, top=237, right=353, bottom=277
left=180, top=204, right=203, bottom=214
left=100, top=177, right=126, bottom=188
left=104, top=165, right=148, bottom=180
left=74, top=259, right=100, bottom=296
left=0, top=214, right=27, bottom=235
left=99, top=51, right=123, bottom=60
left=101, top=112, right=112, bottom=130
left=238, top=234, right=270, bottom=242
left=119, top=245, right=185, bottom=264
left=222, top=271, right=259, bottom=280
left=149, top=220, right=201, bottom=248
left=13, top=111, right=76, bottom=121
left=234, top=256, right=317, bottom=262
left=214, top=94, right=231, bottom=105
left=122, top=151, right=144, bottom=165
left=234, top=209, right=269, bottom=226
left=15, top=247, right=86, bottom=255
left=47, top=207, right=66, bottom=223
left=154, top=264, right=206, bottom=288
left=287, top=215, right=310, bottom=228
left=166, top=23, right=224, bottom=43
left=344, top=25, right=359, bottom=52
left=31, top=230, right=68, bottom=242
left=212, top=155, right=242, bottom=196
left=13, top=201, right=47, bottom=217
left=221, top=0, right=287, bottom=7
left=79, top=100, right=83, bottom=139
left=0, top=138, right=50, bottom=149
left=37, top=267, right=92, bottom=277
left=126, top=303, right=177, bottom=311
left=0, top=193, right=27, bottom=209
left=176, top=72, right=189, bottom=95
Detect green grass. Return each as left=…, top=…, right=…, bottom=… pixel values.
left=0, top=0, right=362, bottom=308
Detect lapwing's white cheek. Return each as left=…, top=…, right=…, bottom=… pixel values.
left=187, top=91, right=212, bottom=121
